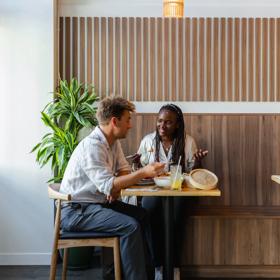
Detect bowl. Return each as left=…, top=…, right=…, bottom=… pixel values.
left=188, top=169, right=218, bottom=190
left=153, top=176, right=171, bottom=188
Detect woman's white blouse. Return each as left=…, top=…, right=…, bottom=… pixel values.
left=137, top=132, right=197, bottom=172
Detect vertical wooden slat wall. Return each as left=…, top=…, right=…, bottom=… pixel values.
left=59, top=17, right=280, bottom=101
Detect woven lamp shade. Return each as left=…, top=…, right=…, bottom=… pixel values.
left=163, top=0, right=184, bottom=17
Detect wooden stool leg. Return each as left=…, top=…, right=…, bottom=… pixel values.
left=113, top=238, right=121, bottom=280
left=62, top=248, right=68, bottom=280
left=49, top=249, right=58, bottom=280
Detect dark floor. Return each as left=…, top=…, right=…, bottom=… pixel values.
left=0, top=251, right=274, bottom=280
left=0, top=265, right=275, bottom=280
left=0, top=265, right=102, bottom=280
left=0, top=251, right=104, bottom=280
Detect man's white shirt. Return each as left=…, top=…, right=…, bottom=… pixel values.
left=60, top=126, right=130, bottom=203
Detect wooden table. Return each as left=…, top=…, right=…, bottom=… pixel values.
left=121, top=186, right=221, bottom=280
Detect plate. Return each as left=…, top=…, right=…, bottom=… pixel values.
left=136, top=178, right=155, bottom=186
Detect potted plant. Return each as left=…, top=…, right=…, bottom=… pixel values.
left=32, top=78, right=99, bottom=269
left=32, top=78, right=98, bottom=182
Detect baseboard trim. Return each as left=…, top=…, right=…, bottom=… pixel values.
left=181, top=265, right=280, bottom=278
left=0, top=253, right=51, bottom=265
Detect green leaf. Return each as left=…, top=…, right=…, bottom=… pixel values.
left=56, top=146, right=65, bottom=170
left=78, top=90, right=89, bottom=104
left=30, top=142, right=42, bottom=153
left=73, top=112, right=92, bottom=128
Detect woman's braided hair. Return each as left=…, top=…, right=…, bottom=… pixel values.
left=155, top=104, right=186, bottom=172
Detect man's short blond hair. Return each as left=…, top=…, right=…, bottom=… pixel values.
left=96, top=96, right=135, bottom=125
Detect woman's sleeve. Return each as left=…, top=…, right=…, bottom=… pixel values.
left=185, top=136, right=198, bottom=172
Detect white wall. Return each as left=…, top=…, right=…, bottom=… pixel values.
left=60, top=0, right=280, bottom=17
left=0, top=0, right=53, bottom=264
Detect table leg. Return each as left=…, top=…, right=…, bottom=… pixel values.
left=163, top=196, right=174, bottom=280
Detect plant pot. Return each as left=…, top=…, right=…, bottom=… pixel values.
left=61, top=247, right=95, bottom=270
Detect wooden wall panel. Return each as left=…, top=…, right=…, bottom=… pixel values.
left=59, top=17, right=280, bottom=101
left=248, top=18, right=254, bottom=101
left=108, top=18, right=113, bottom=95
left=128, top=17, right=135, bottom=100
left=136, top=18, right=141, bottom=101
left=115, top=18, right=120, bottom=96
left=270, top=18, right=276, bottom=102
left=171, top=18, right=176, bottom=101
left=64, top=17, right=71, bottom=82
left=262, top=18, right=268, bottom=101
left=122, top=18, right=128, bottom=99
left=220, top=18, right=226, bottom=101
left=241, top=18, right=247, bottom=101
left=183, top=218, right=280, bottom=266
left=86, top=17, right=92, bottom=85
left=163, top=18, right=169, bottom=101
left=79, top=17, right=85, bottom=84
left=213, top=18, right=219, bottom=101
left=72, top=17, right=78, bottom=80
left=277, top=19, right=280, bottom=101
left=234, top=18, right=240, bottom=101
left=101, top=17, right=106, bottom=96
left=120, top=113, right=280, bottom=277
left=255, top=19, right=261, bottom=101
left=121, top=114, right=280, bottom=206
left=184, top=18, right=191, bottom=101
left=199, top=18, right=205, bottom=101
left=143, top=18, right=149, bottom=101
left=206, top=18, right=212, bottom=101
left=178, top=18, right=183, bottom=101
left=93, top=17, right=99, bottom=94
left=150, top=18, right=155, bottom=101
left=227, top=18, right=233, bottom=101
left=157, top=18, right=163, bottom=101
left=59, top=17, right=63, bottom=80
left=192, top=18, right=198, bottom=101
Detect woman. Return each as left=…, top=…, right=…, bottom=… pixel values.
left=137, top=104, right=207, bottom=276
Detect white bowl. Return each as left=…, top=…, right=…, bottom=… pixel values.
left=153, top=176, right=171, bottom=188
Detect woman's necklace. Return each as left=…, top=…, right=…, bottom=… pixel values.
left=162, top=142, right=172, bottom=155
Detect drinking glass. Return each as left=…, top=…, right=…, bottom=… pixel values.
left=170, top=164, right=182, bottom=190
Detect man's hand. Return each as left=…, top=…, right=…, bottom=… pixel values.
left=193, top=149, right=208, bottom=161
left=106, top=195, right=116, bottom=203
left=141, top=162, right=165, bottom=178
left=107, top=185, right=121, bottom=202
left=112, top=162, right=165, bottom=192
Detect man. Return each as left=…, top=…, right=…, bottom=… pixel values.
left=60, top=96, right=165, bottom=280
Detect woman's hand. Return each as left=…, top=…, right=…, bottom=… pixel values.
left=193, top=149, right=208, bottom=161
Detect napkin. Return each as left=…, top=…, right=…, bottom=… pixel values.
left=125, top=188, right=159, bottom=192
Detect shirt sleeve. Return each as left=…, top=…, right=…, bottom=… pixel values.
left=116, top=141, right=131, bottom=173
left=80, top=140, right=114, bottom=196
left=138, top=137, right=150, bottom=166
left=189, top=137, right=198, bottom=159
left=185, top=135, right=198, bottom=172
